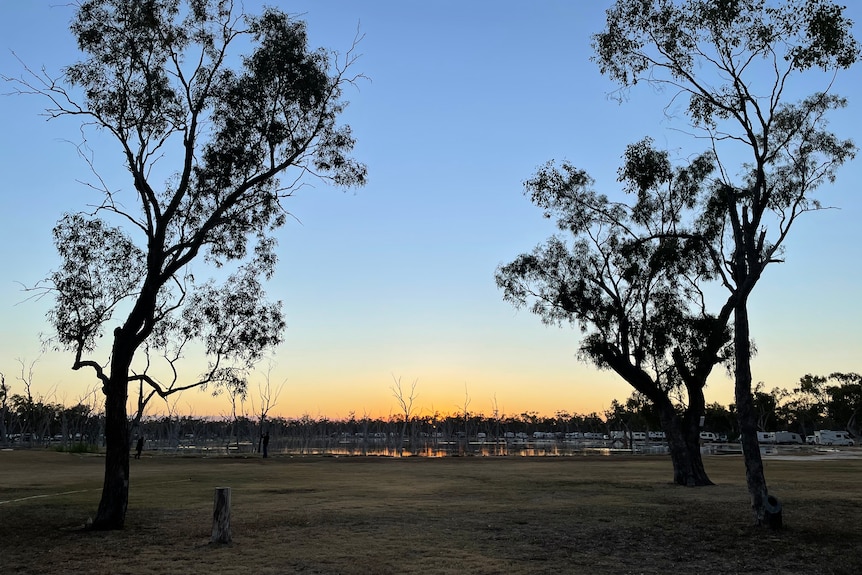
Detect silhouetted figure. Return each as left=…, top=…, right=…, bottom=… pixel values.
left=134, top=436, right=144, bottom=459
left=262, top=432, right=270, bottom=458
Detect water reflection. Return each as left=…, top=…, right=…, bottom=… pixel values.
left=141, top=434, right=856, bottom=458
left=160, top=437, right=677, bottom=457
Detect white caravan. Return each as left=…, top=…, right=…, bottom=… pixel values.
left=772, top=431, right=803, bottom=445
left=757, top=431, right=774, bottom=443
left=814, top=430, right=855, bottom=446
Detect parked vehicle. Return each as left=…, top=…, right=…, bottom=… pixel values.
left=772, top=431, right=803, bottom=445
left=699, top=431, right=718, bottom=442
left=756, top=431, right=774, bottom=443
left=814, top=430, right=855, bottom=446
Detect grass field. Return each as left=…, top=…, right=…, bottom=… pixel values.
left=1, top=450, right=861, bottom=574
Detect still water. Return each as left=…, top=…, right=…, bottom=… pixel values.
left=162, top=437, right=675, bottom=457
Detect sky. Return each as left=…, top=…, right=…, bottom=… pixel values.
left=1, top=2, right=860, bottom=421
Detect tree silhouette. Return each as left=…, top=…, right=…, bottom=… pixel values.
left=593, top=0, right=857, bottom=524
left=6, top=0, right=365, bottom=529
left=497, top=138, right=729, bottom=486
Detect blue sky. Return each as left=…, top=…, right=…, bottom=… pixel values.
left=1, top=2, right=860, bottom=420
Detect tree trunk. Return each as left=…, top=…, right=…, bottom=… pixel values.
left=603, top=351, right=713, bottom=487
left=662, top=407, right=713, bottom=487
left=397, top=420, right=407, bottom=457
left=90, top=376, right=130, bottom=529
left=90, top=335, right=134, bottom=531
left=734, top=301, right=772, bottom=526
left=0, top=406, right=8, bottom=448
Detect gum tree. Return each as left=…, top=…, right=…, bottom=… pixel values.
left=593, top=0, right=857, bottom=524
left=824, top=372, right=862, bottom=435
left=497, top=138, right=730, bottom=486
left=5, top=0, right=365, bottom=529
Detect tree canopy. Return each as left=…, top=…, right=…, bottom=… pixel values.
left=591, top=0, right=858, bottom=525
left=497, top=138, right=732, bottom=485
left=42, top=1, right=366, bottom=394
left=7, top=0, right=366, bottom=529
left=499, top=0, right=858, bottom=521
left=497, top=138, right=724, bottom=390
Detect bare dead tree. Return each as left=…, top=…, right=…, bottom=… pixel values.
left=459, top=384, right=472, bottom=455
left=390, top=375, right=418, bottom=457
left=15, top=358, right=58, bottom=446
left=162, top=393, right=184, bottom=451
left=252, top=361, right=286, bottom=453
left=490, top=394, right=504, bottom=455
left=224, top=381, right=247, bottom=453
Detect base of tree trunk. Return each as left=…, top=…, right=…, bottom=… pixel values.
left=763, top=494, right=782, bottom=530
left=675, top=470, right=714, bottom=487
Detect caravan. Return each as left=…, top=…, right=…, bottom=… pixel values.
left=757, top=431, right=775, bottom=443
left=772, top=431, right=803, bottom=445
left=814, top=430, right=855, bottom=446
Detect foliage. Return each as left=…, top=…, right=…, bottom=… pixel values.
left=757, top=372, right=862, bottom=436
left=592, top=0, right=858, bottom=317
left=593, top=0, right=858, bottom=305
left=498, top=138, right=725, bottom=393
left=823, top=372, right=862, bottom=431
left=5, top=0, right=366, bottom=529
left=592, top=0, right=858, bottom=522
left=497, top=136, right=731, bottom=484
left=30, top=1, right=366, bottom=398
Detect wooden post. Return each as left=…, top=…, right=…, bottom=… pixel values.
left=211, top=487, right=232, bottom=544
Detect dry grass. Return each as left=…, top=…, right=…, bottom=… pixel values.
left=1, top=450, right=861, bottom=574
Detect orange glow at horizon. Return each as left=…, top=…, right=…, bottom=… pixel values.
left=15, top=346, right=749, bottom=422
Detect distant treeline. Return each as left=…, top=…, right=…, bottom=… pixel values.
left=2, top=372, right=859, bottom=453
